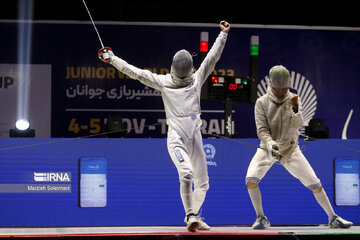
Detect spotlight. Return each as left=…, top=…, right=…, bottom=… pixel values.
left=9, top=119, right=35, bottom=137
left=15, top=119, right=30, bottom=131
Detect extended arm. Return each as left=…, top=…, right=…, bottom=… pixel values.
left=99, top=49, right=164, bottom=91
left=197, top=21, right=230, bottom=85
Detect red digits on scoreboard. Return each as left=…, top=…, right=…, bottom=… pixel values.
left=229, top=83, right=238, bottom=90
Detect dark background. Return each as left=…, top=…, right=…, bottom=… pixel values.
left=1, top=0, right=359, bottom=27
left=1, top=0, right=359, bottom=139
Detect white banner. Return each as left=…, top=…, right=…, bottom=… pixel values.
left=0, top=64, right=51, bottom=137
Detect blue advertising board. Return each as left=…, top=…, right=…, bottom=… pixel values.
left=0, top=138, right=359, bottom=227
left=0, top=21, right=359, bottom=138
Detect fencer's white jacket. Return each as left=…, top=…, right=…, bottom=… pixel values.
left=109, top=31, right=228, bottom=142
left=255, top=86, right=304, bottom=159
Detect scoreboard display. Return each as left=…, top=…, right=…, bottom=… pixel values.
left=201, top=75, right=255, bottom=103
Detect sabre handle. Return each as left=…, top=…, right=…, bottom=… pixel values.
left=98, top=47, right=113, bottom=63
left=272, top=149, right=284, bottom=162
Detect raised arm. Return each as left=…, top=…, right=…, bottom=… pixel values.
left=289, top=94, right=304, bottom=129
left=99, top=48, right=164, bottom=91
left=197, top=21, right=230, bottom=85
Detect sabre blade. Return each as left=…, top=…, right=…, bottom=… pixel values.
left=82, top=0, right=104, bottom=48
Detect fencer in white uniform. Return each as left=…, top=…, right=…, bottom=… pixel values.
left=245, top=65, right=353, bottom=229
left=99, top=21, right=230, bottom=231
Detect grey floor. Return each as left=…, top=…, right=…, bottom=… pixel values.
left=0, top=225, right=359, bottom=237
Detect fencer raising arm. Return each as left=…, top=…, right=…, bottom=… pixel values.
left=99, top=48, right=165, bottom=91
left=196, top=21, right=230, bottom=85
left=98, top=20, right=230, bottom=90
left=289, top=94, right=304, bottom=129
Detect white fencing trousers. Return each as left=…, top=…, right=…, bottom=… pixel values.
left=167, top=126, right=209, bottom=216
left=246, top=146, right=321, bottom=190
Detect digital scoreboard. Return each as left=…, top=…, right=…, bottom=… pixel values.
left=199, top=34, right=259, bottom=137
left=201, top=75, right=255, bottom=103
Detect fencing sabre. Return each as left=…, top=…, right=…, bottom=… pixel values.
left=208, top=133, right=284, bottom=162
left=82, top=0, right=112, bottom=60
left=82, top=0, right=104, bottom=48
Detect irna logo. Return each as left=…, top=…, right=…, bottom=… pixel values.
left=34, top=172, right=71, bottom=182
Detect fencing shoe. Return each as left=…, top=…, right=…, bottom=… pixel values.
left=186, top=214, right=199, bottom=232
left=196, top=215, right=211, bottom=231
left=252, top=216, right=270, bottom=229
left=329, top=215, right=353, bottom=228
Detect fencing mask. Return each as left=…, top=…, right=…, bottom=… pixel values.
left=269, top=65, right=291, bottom=88
left=170, top=49, right=194, bottom=86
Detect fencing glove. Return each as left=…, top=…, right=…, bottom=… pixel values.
left=98, top=47, right=114, bottom=63
left=266, top=140, right=280, bottom=160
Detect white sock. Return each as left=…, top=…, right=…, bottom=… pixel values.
left=313, top=188, right=335, bottom=220
left=193, top=191, right=205, bottom=215
left=180, top=181, right=194, bottom=216
left=248, top=186, right=264, bottom=217
left=193, top=182, right=208, bottom=214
